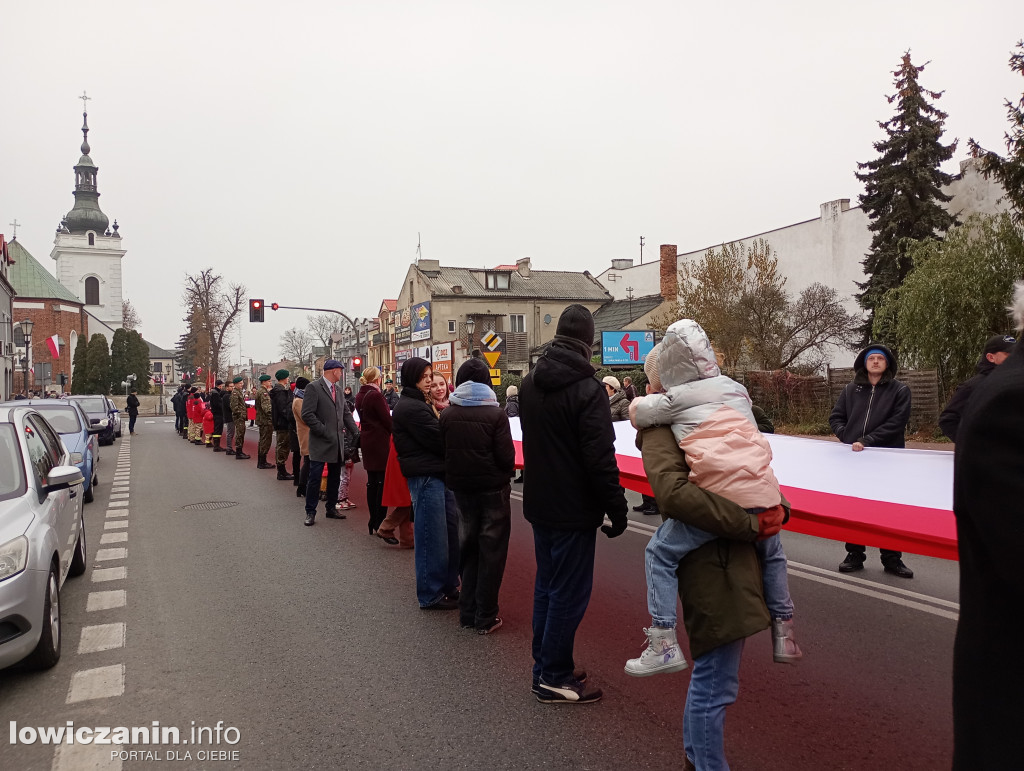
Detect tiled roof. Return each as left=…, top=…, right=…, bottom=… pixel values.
left=590, top=294, right=664, bottom=344
left=421, top=266, right=613, bottom=302
left=146, top=340, right=176, bottom=358
left=7, top=239, right=83, bottom=304
left=380, top=299, right=397, bottom=312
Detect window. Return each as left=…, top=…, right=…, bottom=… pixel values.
left=485, top=272, right=511, bottom=290
left=31, top=417, right=64, bottom=468
left=447, top=320, right=456, bottom=334
left=510, top=314, right=525, bottom=333
left=24, top=419, right=56, bottom=486
left=88, top=233, right=95, bottom=246
left=153, top=362, right=163, bottom=373
left=85, top=276, right=100, bottom=305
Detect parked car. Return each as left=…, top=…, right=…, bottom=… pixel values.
left=0, top=405, right=86, bottom=671
left=67, top=395, right=119, bottom=445
left=0, top=400, right=102, bottom=503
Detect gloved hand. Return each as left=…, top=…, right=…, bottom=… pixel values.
left=756, top=504, right=786, bottom=540
left=602, top=517, right=628, bottom=538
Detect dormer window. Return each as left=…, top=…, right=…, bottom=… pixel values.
left=88, top=232, right=95, bottom=246
left=486, top=272, right=511, bottom=290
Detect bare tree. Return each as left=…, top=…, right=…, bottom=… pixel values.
left=280, top=327, right=314, bottom=363
left=307, top=313, right=344, bottom=350
left=182, top=269, right=246, bottom=376
left=122, top=299, right=142, bottom=331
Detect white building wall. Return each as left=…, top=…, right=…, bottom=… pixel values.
left=51, top=231, right=126, bottom=346
left=594, top=260, right=661, bottom=300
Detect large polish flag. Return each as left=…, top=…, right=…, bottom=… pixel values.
left=508, top=418, right=957, bottom=561
left=46, top=334, right=60, bottom=358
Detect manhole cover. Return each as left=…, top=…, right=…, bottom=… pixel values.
left=181, top=501, right=239, bottom=511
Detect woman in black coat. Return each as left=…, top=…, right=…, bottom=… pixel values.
left=355, top=366, right=393, bottom=534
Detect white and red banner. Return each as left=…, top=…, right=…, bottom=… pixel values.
left=507, top=418, right=957, bottom=561
left=46, top=334, right=60, bottom=358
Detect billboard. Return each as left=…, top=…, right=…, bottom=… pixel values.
left=411, top=302, right=431, bottom=342
left=601, top=331, right=655, bottom=366
left=395, top=307, right=412, bottom=345
left=431, top=342, right=453, bottom=382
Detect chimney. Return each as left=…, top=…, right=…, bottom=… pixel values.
left=819, top=199, right=850, bottom=221
left=516, top=257, right=531, bottom=278
left=611, top=258, right=633, bottom=270
left=452, top=285, right=463, bottom=294
left=418, top=258, right=441, bottom=272
left=660, top=244, right=678, bottom=300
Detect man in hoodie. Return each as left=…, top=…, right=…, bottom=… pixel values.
left=440, top=358, right=516, bottom=635
left=939, top=334, right=1016, bottom=442
left=829, top=344, right=913, bottom=577
left=520, top=304, right=628, bottom=704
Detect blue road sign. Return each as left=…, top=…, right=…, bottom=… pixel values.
left=601, top=331, right=655, bottom=366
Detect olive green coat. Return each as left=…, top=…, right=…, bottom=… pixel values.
left=255, top=386, right=273, bottom=427
left=639, top=426, right=777, bottom=659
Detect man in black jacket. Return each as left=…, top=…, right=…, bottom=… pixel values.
left=126, top=389, right=140, bottom=435
left=520, top=304, right=628, bottom=704
left=221, top=380, right=236, bottom=456
left=269, top=369, right=295, bottom=480
left=440, top=358, right=516, bottom=634
left=829, top=343, right=913, bottom=577
left=939, top=334, right=1015, bottom=442
left=208, top=381, right=225, bottom=452
left=171, top=386, right=187, bottom=436
left=951, top=284, right=1024, bottom=769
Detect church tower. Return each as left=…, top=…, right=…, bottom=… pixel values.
left=51, top=96, right=125, bottom=346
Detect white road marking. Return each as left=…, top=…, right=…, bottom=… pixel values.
left=91, top=567, right=126, bottom=582
left=107, top=501, right=129, bottom=509
left=95, top=547, right=127, bottom=561
left=105, top=510, right=129, bottom=519
left=145, top=420, right=156, bottom=424
left=52, top=741, right=123, bottom=770
left=103, top=520, right=129, bottom=530
left=78, top=623, right=126, bottom=654
left=100, top=532, right=128, bottom=544
left=66, top=664, right=124, bottom=703
left=788, top=568, right=958, bottom=620
left=788, top=561, right=960, bottom=610
left=86, top=590, right=126, bottom=611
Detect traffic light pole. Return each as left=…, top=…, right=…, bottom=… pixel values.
left=266, top=304, right=363, bottom=377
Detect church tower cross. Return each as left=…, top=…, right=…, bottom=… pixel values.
left=9, top=219, right=19, bottom=239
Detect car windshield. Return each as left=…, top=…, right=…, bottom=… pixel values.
left=0, top=423, right=27, bottom=501
left=74, top=398, right=108, bottom=413
left=31, top=406, right=84, bottom=434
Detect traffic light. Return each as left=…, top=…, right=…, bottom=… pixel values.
left=271, top=303, right=280, bottom=311
left=351, top=356, right=362, bottom=374
left=249, top=299, right=264, bottom=323
left=59, top=373, right=67, bottom=386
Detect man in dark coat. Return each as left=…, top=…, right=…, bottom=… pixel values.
left=208, top=381, right=225, bottom=451
left=520, top=304, right=628, bottom=704
left=221, top=380, right=236, bottom=456
left=829, top=343, right=913, bottom=577
left=440, top=358, right=516, bottom=634
left=269, top=369, right=295, bottom=480
left=939, top=334, right=1016, bottom=442
left=300, top=360, right=358, bottom=526
left=229, top=377, right=251, bottom=460
left=126, top=389, right=140, bottom=435
left=171, top=386, right=187, bottom=436
left=383, top=378, right=400, bottom=411
left=951, top=285, right=1024, bottom=769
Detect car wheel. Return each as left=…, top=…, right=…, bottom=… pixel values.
left=25, top=563, right=61, bottom=670
left=83, top=479, right=94, bottom=504
left=69, top=511, right=87, bottom=577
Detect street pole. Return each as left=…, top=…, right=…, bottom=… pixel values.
left=267, top=305, right=364, bottom=369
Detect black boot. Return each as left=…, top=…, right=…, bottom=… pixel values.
left=225, top=445, right=235, bottom=456
left=235, top=448, right=251, bottom=460
left=277, top=464, right=294, bottom=480
left=213, top=437, right=224, bottom=453
left=257, top=454, right=275, bottom=470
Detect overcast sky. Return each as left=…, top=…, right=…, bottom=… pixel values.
left=3, top=1, right=1022, bottom=365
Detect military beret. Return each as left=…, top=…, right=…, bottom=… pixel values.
left=258, top=374, right=272, bottom=382
left=232, top=376, right=244, bottom=384
left=215, top=379, right=224, bottom=386
left=275, top=368, right=290, bottom=380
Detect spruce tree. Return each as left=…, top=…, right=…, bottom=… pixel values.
left=126, top=331, right=152, bottom=394
left=109, top=328, right=131, bottom=396
left=71, top=335, right=89, bottom=394
left=85, top=334, right=111, bottom=394
left=968, top=41, right=1024, bottom=227
left=855, top=52, right=958, bottom=343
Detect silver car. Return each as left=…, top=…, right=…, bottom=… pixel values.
left=0, top=405, right=87, bottom=671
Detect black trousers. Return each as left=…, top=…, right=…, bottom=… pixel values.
left=290, top=433, right=301, bottom=481
left=304, top=459, right=341, bottom=517
left=366, top=470, right=387, bottom=532
left=454, top=485, right=512, bottom=630
left=297, top=456, right=310, bottom=495
left=128, top=413, right=138, bottom=433
left=845, top=543, right=903, bottom=563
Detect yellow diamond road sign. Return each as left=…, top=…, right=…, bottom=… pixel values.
left=484, top=351, right=501, bottom=368
left=481, top=331, right=503, bottom=351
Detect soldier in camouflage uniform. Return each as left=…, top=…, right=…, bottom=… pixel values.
left=269, top=368, right=295, bottom=481
left=255, top=374, right=275, bottom=469
left=230, top=376, right=251, bottom=460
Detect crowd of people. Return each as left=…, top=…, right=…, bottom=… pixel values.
left=165, top=290, right=1022, bottom=769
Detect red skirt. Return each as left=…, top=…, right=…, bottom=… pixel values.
left=381, top=437, right=412, bottom=507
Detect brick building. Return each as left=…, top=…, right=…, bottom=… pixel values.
left=8, top=239, right=88, bottom=395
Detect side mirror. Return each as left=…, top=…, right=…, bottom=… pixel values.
left=46, top=465, right=84, bottom=493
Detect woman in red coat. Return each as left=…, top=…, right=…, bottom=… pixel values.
left=355, top=367, right=393, bottom=534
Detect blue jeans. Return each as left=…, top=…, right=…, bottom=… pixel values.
left=305, top=460, right=341, bottom=518
left=645, top=516, right=794, bottom=627
left=531, top=525, right=596, bottom=686
left=406, top=476, right=460, bottom=607
left=684, top=638, right=744, bottom=771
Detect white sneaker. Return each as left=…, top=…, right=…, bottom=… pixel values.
left=624, top=626, right=688, bottom=677
left=772, top=618, right=803, bottom=664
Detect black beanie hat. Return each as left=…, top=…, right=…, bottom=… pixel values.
left=400, top=357, right=431, bottom=389
left=294, top=376, right=310, bottom=389
left=556, top=304, right=595, bottom=346
left=456, top=357, right=491, bottom=386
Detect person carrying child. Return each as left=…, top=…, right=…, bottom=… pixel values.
left=625, top=319, right=802, bottom=677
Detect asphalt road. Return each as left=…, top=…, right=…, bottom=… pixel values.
left=1, top=422, right=957, bottom=770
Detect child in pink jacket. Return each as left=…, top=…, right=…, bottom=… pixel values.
left=624, top=319, right=802, bottom=678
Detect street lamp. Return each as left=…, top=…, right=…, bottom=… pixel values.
left=19, top=319, right=34, bottom=396
left=466, top=316, right=475, bottom=359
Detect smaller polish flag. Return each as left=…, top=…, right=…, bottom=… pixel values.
left=46, top=334, right=60, bottom=358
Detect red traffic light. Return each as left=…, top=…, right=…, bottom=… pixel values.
left=249, top=299, right=265, bottom=323
left=352, top=357, right=362, bottom=368
left=271, top=303, right=280, bottom=311
left=252, top=300, right=261, bottom=309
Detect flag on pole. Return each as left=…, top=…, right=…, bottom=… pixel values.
left=46, top=334, right=60, bottom=358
